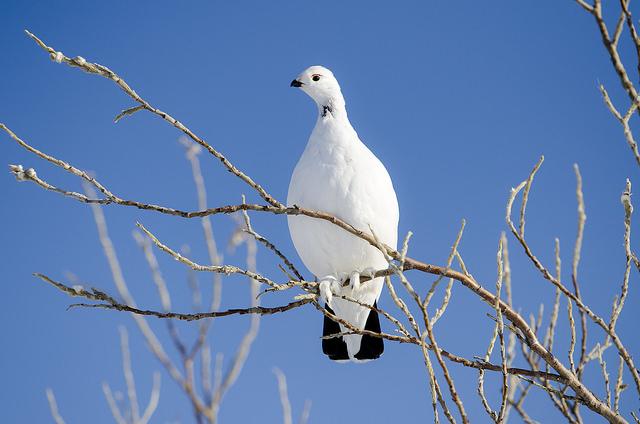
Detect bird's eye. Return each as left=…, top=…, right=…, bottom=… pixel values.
left=312, top=75, right=321, bottom=82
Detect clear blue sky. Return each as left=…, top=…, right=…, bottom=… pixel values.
left=1, top=1, right=639, bottom=423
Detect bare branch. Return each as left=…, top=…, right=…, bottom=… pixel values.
left=45, top=388, right=66, bottom=424
left=519, top=156, right=544, bottom=238
left=240, top=202, right=304, bottom=281
left=614, top=354, right=625, bottom=413
left=120, top=327, right=141, bottom=422
left=597, top=343, right=612, bottom=407
left=299, top=400, right=312, bottom=424
left=611, top=179, right=633, bottom=330
left=36, top=272, right=311, bottom=319
left=478, top=237, right=507, bottom=423
left=139, top=372, right=161, bottom=424
left=273, top=368, right=293, bottom=424
left=572, top=164, right=588, bottom=380
left=543, top=239, right=561, bottom=354
left=575, top=0, right=594, bottom=13
left=427, top=219, right=465, bottom=325
left=102, top=382, right=127, bottom=424
left=506, top=159, right=640, bottom=400
left=23, top=30, right=283, bottom=207
left=137, top=222, right=283, bottom=290
left=114, top=105, right=145, bottom=123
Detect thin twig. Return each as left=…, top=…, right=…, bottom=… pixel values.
left=572, top=165, right=588, bottom=381
left=119, top=327, right=141, bottom=422
left=299, top=400, right=312, bottom=424
left=140, top=372, right=161, bottom=424
left=273, top=368, right=293, bottom=424
left=45, top=389, right=66, bottom=424
left=614, top=354, right=625, bottom=413
left=102, top=382, right=127, bottom=424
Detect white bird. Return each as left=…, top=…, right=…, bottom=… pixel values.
left=287, top=66, right=399, bottom=361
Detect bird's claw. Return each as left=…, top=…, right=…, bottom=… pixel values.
left=349, top=271, right=361, bottom=291
left=349, top=268, right=377, bottom=291
left=362, top=267, right=377, bottom=280
left=318, top=275, right=340, bottom=307
left=319, top=280, right=332, bottom=306
left=337, top=272, right=350, bottom=285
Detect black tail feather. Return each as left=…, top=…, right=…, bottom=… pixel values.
left=354, top=301, right=384, bottom=360
left=321, top=302, right=384, bottom=361
left=322, top=304, right=349, bottom=360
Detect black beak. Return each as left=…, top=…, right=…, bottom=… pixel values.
left=290, top=79, right=303, bottom=87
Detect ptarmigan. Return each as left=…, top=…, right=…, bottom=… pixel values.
left=288, top=66, right=399, bottom=361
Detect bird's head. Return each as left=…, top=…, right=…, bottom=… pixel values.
left=290, top=66, right=345, bottom=114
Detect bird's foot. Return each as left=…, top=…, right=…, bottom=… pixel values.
left=361, top=267, right=378, bottom=281
left=337, top=272, right=350, bottom=285
left=349, top=271, right=361, bottom=291
left=318, top=275, right=341, bottom=306
left=350, top=267, right=378, bottom=290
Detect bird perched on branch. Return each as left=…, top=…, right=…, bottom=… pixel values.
left=288, top=66, right=399, bottom=361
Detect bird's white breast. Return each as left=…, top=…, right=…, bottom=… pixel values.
left=287, top=117, right=399, bottom=280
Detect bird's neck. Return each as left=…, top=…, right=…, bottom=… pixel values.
left=315, top=97, right=349, bottom=125
left=309, top=98, right=360, bottom=150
